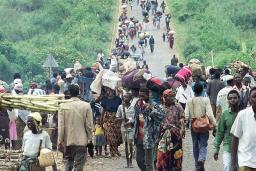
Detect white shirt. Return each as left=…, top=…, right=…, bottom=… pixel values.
left=230, top=107, right=256, bottom=168
left=216, top=86, right=233, bottom=112
left=116, top=104, right=135, bottom=132
left=175, top=85, right=194, bottom=104
left=22, top=130, right=52, bottom=157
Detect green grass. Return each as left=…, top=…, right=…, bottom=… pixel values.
left=0, top=0, right=117, bottom=83
left=167, top=0, right=256, bottom=68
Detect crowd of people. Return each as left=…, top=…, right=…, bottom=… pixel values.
left=0, top=0, right=256, bottom=171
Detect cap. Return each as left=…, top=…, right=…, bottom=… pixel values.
left=28, top=112, right=42, bottom=123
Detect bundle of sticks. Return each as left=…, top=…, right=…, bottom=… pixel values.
left=0, top=94, right=72, bottom=112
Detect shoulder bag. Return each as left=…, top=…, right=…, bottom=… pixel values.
left=191, top=98, right=213, bottom=133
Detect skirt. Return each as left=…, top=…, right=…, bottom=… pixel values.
left=95, top=135, right=106, bottom=146
left=103, top=111, right=123, bottom=146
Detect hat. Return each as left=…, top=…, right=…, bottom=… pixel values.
left=66, top=74, right=73, bottom=79
left=28, top=112, right=42, bottom=123
left=14, top=83, right=23, bottom=91
left=225, top=75, right=234, bottom=81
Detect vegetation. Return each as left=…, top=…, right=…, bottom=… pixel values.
left=0, top=0, right=117, bottom=83
left=168, top=0, right=256, bottom=68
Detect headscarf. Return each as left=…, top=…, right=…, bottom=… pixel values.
left=30, top=82, right=38, bottom=89
left=163, top=89, right=175, bottom=96
left=0, top=85, right=5, bottom=93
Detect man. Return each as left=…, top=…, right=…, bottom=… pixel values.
left=233, top=73, right=249, bottom=110
left=231, top=87, right=256, bottom=171
left=165, top=14, right=171, bottom=30
left=160, top=1, right=166, bottom=13
left=214, top=90, right=240, bottom=171
left=58, top=84, right=93, bottom=171
left=216, top=75, right=234, bottom=121
left=20, top=112, right=52, bottom=170
left=171, top=54, right=178, bottom=66
left=149, top=36, right=155, bottom=53
left=175, top=81, right=194, bottom=109
left=239, top=66, right=256, bottom=88
left=206, top=71, right=225, bottom=117
left=27, top=82, right=46, bottom=95
left=64, top=74, right=74, bottom=92
left=133, top=88, right=165, bottom=171
left=221, top=68, right=232, bottom=85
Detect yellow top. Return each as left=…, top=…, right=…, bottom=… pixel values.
left=95, top=124, right=104, bottom=136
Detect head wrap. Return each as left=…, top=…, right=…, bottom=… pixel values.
left=163, top=89, right=175, bottom=96
left=0, top=85, right=5, bottom=93
left=30, top=82, right=38, bottom=89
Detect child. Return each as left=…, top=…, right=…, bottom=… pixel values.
left=94, top=117, right=105, bottom=156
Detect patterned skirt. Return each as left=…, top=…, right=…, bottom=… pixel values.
left=103, top=111, right=123, bottom=146
left=156, top=127, right=183, bottom=171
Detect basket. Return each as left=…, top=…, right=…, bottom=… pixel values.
left=38, top=148, right=55, bottom=167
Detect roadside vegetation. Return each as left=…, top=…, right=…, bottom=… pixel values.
left=0, top=0, right=116, bottom=82
left=168, top=0, right=256, bottom=68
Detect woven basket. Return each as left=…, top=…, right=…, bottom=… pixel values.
left=38, top=148, right=55, bottom=167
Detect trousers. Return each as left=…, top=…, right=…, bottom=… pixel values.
left=191, top=129, right=209, bottom=171
left=65, top=145, right=86, bottom=171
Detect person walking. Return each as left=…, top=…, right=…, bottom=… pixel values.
left=165, top=14, right=171, bottom=30
left=160, top=1, right=166, bottom=13
left=185, top=83, right=217, bottom=171
left=216, top=75, right=234, bottom=121
left=233, top=73, right=250, bottom=110
left=206, top=71, right=225, bottom=118
left=156, top=15, right=161, bottom=29
left=58, top=84, right=93, bottom=171
left=231, top=87, right=256, bottom=171
left=20, top=112, right=52, bottom=171
left=162, top=32, right=166, bottom=42
left=171, top=54, right=179, bottom=66
left=101, top=87, right=123, bottom=157
left=214, top=90, right=240, bottom=171
left=149, top=36, right=155, bottom=53
left=133, top=87, right=165, bottom=171
left=116, top=92, right=135, bottom=167
left=156, top=89, right=185, bottom=171
left=168, top=32, right=174, bottom=49
left=175, top=81, right=194, bottom=110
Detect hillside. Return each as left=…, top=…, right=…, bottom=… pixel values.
left=168, top=0, right=256, bottom=68
left=0, top=0, right=117, bottom=82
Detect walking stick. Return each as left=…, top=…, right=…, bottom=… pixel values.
left=121, top=94, right=131, bottom=168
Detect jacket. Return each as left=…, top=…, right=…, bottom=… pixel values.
left=58, top=97, right=93, bottom=146
left=133, top=100, right=165, bottom=149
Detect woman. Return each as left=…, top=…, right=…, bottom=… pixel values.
left=185, top=83, right=216, bottom=171
left=101, top=87, right=122, bottom=157
left=156, top=89, right=185, bottom=171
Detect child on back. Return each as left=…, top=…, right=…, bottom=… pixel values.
left=94, top=117, right=105, bottom=156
